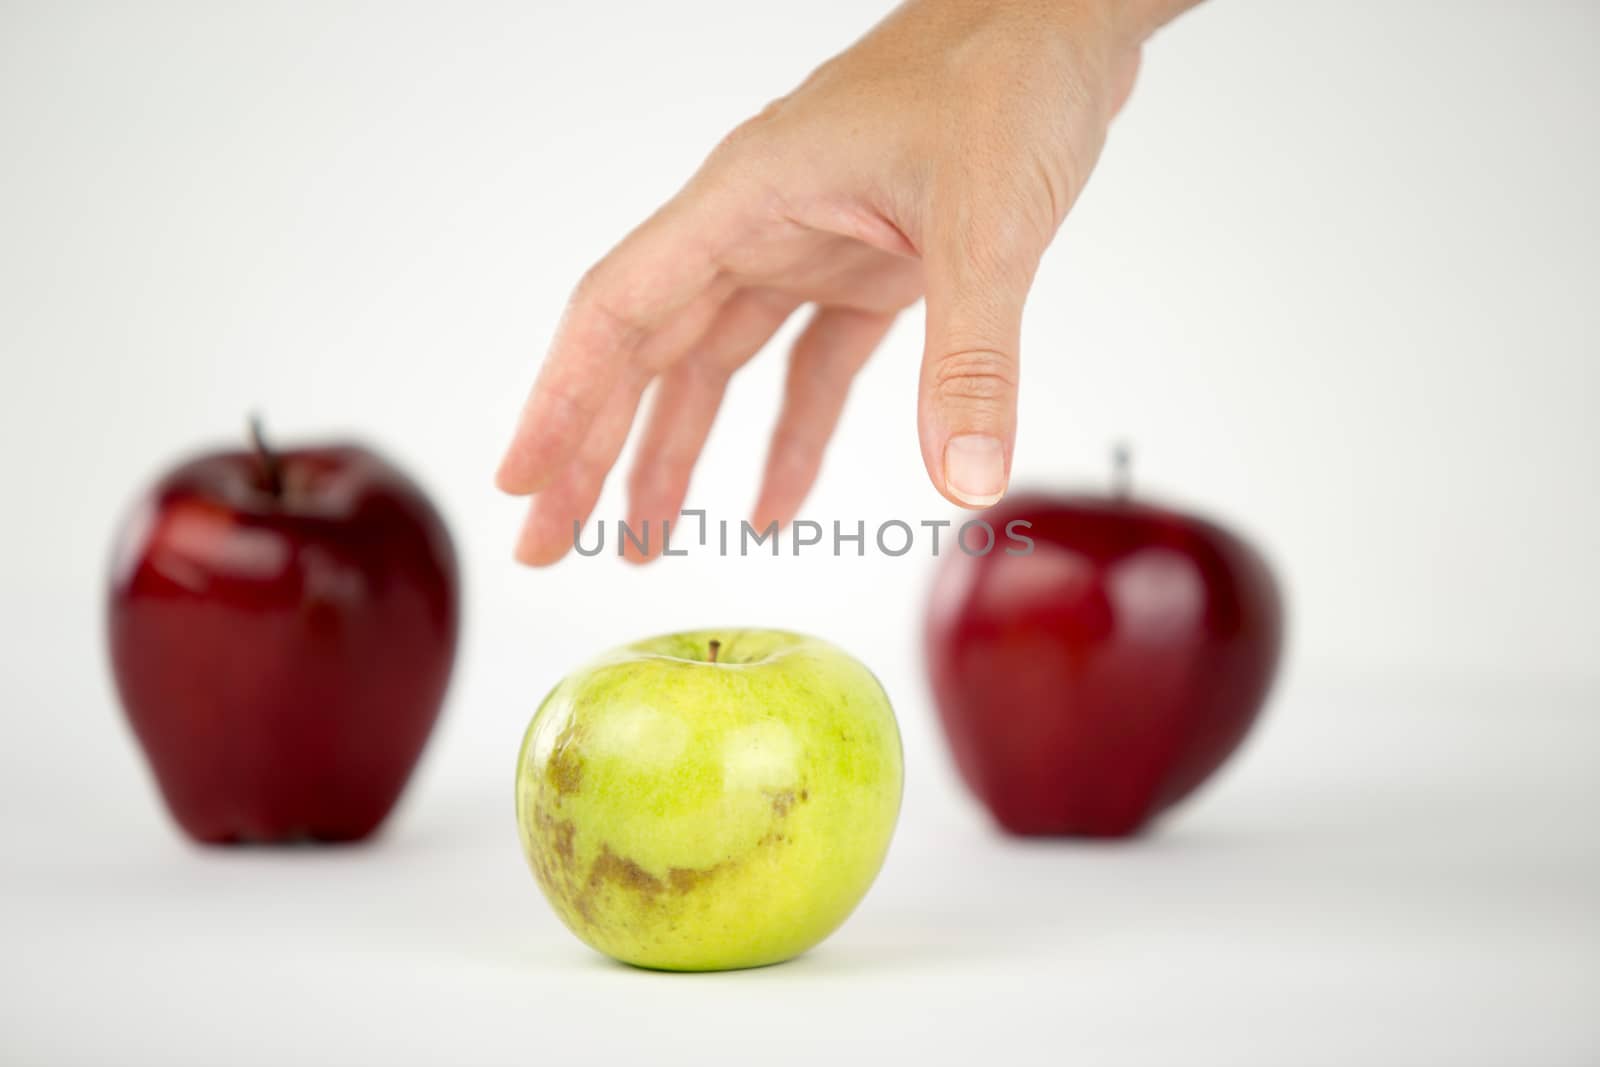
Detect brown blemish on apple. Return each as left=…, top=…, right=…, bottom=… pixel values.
left=765, top=787, right=809, bottom=817
left=576, top=828, right=786, bottom=913
left=527, top=807, right=577, bottom=888
left=549, top=816, right=575, bottom=862
left=588, top=845, right=664, bottom=901
left=546, top=741, right=584, bottom=796
left=667, top=865, right=715, bottom=893
left=526, top=795, right=609, bottom=925
left=530, top=781, right=801, bottom=936
left=585, top=846, right=737, bottom=904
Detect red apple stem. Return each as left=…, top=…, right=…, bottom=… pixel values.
left=1112, top=441, right=1132, bottom=499
left=249, top=414, right=284, bottom=498
left=707, top=639, right=721, bottom=664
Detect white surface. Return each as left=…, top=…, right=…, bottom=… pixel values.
left=6, top=674, right=1598, bottom=1064
left=2, top=1, right=1598, bottom=1063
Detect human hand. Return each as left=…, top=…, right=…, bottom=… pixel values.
left=497, top=0, right=1194, bottom=564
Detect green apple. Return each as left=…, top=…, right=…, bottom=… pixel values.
left=515, top=628, right=903, bottom=971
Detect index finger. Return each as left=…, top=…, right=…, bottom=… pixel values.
left=495, top=198, right=724, bottom=496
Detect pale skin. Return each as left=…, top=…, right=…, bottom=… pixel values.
left=497, top=0, right=1204, bottom=565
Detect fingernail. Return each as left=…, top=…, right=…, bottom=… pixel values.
left=943, top=434, right=1006, bottom=507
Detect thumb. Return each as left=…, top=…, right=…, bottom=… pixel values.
left=918, top=208, right=1041, bottom=509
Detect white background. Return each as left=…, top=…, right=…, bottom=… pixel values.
left=2, top=1, right=1596, bottom=1063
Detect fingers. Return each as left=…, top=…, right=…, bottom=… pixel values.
left=624, top=289, right=799, bottom=561
left=513, top=369, right=650, bottom=567
left=754, top=306, right=897, bottom=529
left=495, top=199, right=724, bottom=496
left=917, top=202, right=1042, bottom=509
left=512, top=285, right=735, bottom=566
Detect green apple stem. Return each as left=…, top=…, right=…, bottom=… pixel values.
left=249, top=414, right=284, bottom=498
left=1112, top=441, right=1132, bottom=499
left=708, top=639, right=721, bottom=664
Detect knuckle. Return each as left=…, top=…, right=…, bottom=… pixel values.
left=948, top=191, right=1051, bottom=274
left=628, top=461, right=684, bottom=503
left=700, top=100, right=794, bottom=206
left=720, top=97, right=787, bottom=149
left=929, top=348, right=1019, bottom=409
left=768, top=434, right=822, bottom=479
left=626, top=462, right=660, bottom=499
left=538, top=379, right=596, bottom=423
left=791, top=347, right=851, bottom=397
left=571, top=264, right=608, bottom=307
left=769, top=413, right=828, bottom=461
left=568, top=267, right=644, bottom=349
left=695, top=356, right=740, bottom=390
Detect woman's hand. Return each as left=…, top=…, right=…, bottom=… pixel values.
left=497, top=0, right=1193, bottom=564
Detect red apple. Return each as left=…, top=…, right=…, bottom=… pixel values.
left=925, top=461, right=1283, bottom=837
left=107, top=420, right=459, bottom=844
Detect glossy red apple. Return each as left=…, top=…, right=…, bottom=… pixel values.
left=925, top=456, right=1283, bottom=837
left=108, top=420, right=459, bottom=844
